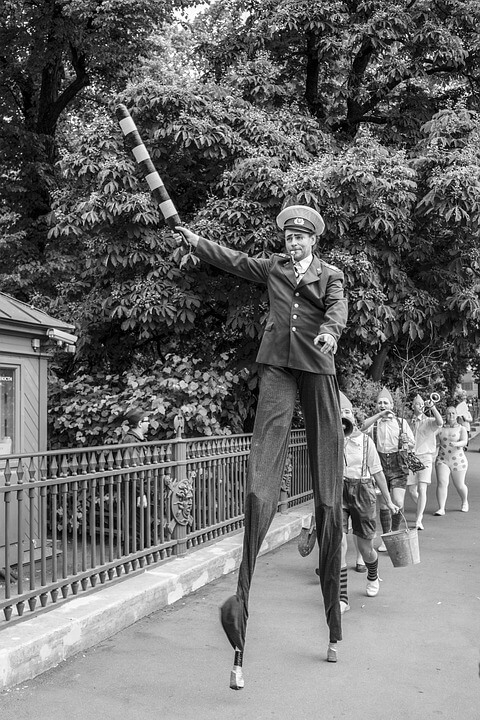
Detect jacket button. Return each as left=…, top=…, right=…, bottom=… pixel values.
left=294, top=292, right=299, bottom=297
left=292, top=327, right=297, bottom=332
left=294, top=303, right=299, bottom=308
left=292, top=314, right=297, bottom=319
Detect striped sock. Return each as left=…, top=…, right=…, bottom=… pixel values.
left=380, top=508, right=391, bottom=534
left=365, top=557, right=378, bottom=582
left=340, top=565, right=348, bottom=604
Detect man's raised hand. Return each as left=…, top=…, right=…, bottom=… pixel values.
left=175, top=226, right=199, bottom=247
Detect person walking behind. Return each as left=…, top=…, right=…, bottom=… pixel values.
left=361, top=388, right=414, bottom=551
left=121, top=407, right=150, bottom=445
left=339, top=393, right=399, bottom=613
left=176, top=204, right=347, bottom=685
left=455, top=390, right=473, bottom=448
left=120, top=407, right=150, bottom=549
left=434, top=406, right=469, bottom=515
left=406, top=394, right=443, bottom=530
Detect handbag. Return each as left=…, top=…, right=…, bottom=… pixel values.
left=374, top=416, right=426, bottom=474
left=397, top=412, right=426, bottom=473
left=399, top=449, right=426, bottom=473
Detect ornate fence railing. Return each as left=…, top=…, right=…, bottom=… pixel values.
left=0, top=429, right=310, bottom=627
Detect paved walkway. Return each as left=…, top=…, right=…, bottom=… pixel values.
left=1, top=453, right=479, bottom=720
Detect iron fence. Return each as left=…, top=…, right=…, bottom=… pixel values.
left=0, top=429, right=310, bottom=627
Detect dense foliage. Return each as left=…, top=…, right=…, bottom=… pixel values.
left=1, top=1, right=479, bottom=446
left=0, top=0, right=190, bottom=299
left=48, top=351, right=253, bottom=447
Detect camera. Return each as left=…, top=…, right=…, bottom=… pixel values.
left=47, top=328, right=78, bottom=345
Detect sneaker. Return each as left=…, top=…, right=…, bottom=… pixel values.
left=377, top=542, right=388, bottom=552
left=327, top=643, right=337, bottom=663
left=340, top=600, right=350, bottom=614
left=461, top=501, right=469, bottom=512
left=355, top=562, right=367, bottom=573
left=433, top=509, right=445, bottom=516
left=366, top=577, right=380, bottom=597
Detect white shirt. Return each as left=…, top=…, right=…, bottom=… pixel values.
left=412, top=414, right=440, bottom=455
left=456, top=400, right=472, bottom=431
left=368, top=416, right=414, bottom=453
left=293, top=254, right=313, bottom=282
left=344, top=432, right=382, bottom=478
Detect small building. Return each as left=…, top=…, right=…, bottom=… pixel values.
left=0, top=292, right=76, bottom=456
left=459, top=370, right=479, bottom=399
left=0, top=292, right=77, bottom=571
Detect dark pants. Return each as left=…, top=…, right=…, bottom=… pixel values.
left=235, top=365, right=344, bottom=648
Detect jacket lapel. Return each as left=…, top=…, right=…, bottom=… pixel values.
left=279, top=257, right=297, bottom=286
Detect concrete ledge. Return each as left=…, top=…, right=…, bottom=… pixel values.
left=0, top=507, right=312, bottom=691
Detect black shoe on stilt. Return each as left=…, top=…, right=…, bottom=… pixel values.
left=220, top=595, right=246, bottom=689
left=220, top=595, right=244, bottom=650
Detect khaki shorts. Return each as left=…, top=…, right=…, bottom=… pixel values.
left=406, top=453, right=434, bottom=485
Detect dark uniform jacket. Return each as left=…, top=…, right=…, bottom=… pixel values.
left=195, top=236, right=348, bottom=375
left=121, top=429, right=143, bottom=443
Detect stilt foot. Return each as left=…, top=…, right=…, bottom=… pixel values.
left=229, top=648, right=244, bottom=690
left=327, top=643, right=338, bottom=663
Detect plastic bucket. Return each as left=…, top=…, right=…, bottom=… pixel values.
left=381, top=513, right=420, bottom=567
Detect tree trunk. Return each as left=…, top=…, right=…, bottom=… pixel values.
left=304, top=30, right=323, bottom=120
left=369, top=343, right=391, bottom=383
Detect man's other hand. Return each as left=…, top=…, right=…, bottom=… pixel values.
left=313, top=333, right=337, bottom=354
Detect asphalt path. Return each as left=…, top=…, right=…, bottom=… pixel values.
left=1, top=452, right=479, bottom=720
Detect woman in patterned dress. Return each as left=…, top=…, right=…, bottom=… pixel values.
left=434, top=406, right=469, bottom=515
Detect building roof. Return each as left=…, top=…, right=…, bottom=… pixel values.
left=0, top=292, right=75, bottom=333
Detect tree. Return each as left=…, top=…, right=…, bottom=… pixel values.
left=45, top=54, right=333, bottom=370
left=3, top=5, right=479, bottom=443
left=0, top=0, right=191, bottom=300
left=281, top=109, right=480, bottom=385
left=195, top=1, right=480, bottom=140
left=46, top=20, right=479, bottom=409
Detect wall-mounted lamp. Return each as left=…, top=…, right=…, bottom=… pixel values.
left=31, top=338, right=41, bottom=352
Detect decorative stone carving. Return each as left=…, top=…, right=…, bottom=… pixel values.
left=165, top=471, right=195, bottom=535
left=173, top=414, right=185, bottom=437
left=281, top=454, right=292, bottom=493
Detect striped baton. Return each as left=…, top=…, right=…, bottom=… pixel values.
left=115, top=104, right=181, bottom=230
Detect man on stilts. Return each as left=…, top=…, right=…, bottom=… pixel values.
left=176, top=203, right=348, bottom=689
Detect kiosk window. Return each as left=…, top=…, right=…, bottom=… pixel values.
left=0, top=368, right=15, bottom=455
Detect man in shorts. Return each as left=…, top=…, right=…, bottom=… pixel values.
left=361, top=388, right=414, bottom=551
left=406, top=394, right=443, bottom=529
left=340, top=392, right=399, bottom=609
